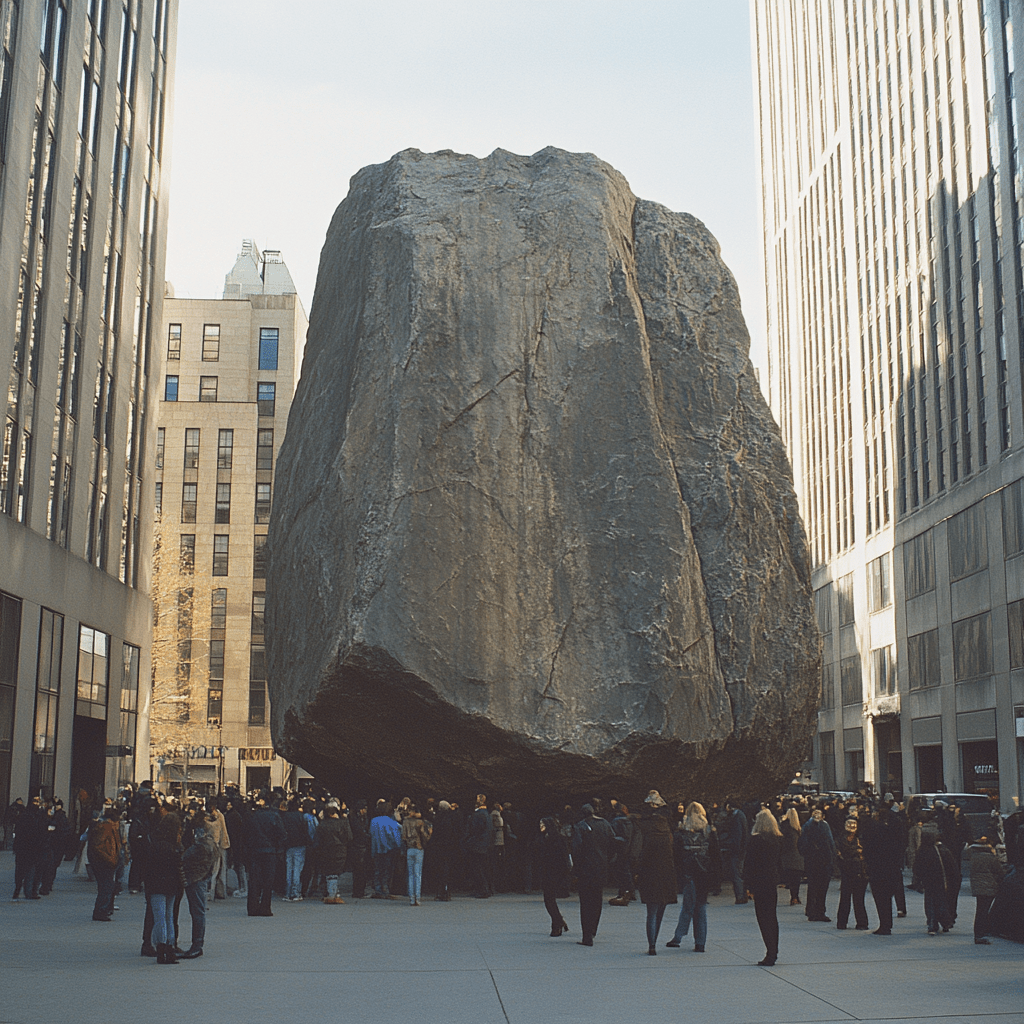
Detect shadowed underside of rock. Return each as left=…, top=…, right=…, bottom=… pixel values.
left=267, top=146, right=820, bottom=804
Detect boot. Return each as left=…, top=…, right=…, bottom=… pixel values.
left=141, top=943, right=158, bottom=957
left=157, top=943, right=179, bottom=965
left=608, top=890, right=631, bottom=907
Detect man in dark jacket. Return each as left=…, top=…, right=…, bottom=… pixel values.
left=224, top=796, right=248, bottom=898
left=861, top=807, right=904, bottom=935
left=798, top=808, right=836, bottom=922
left=719, top=800, right=749, bottom=903
left=431, top=801, right=460, bottom=901
left=349, top=801, right=370, bottom=898
left=245, top=792, right=286, bottom=917
left=463, top=794, right=494, bottom=898
left=571, top=803, right=621, bottom=946
left=179, top=810, right=219, bottom=957
left=12, top=796, right=47, bottom=900
left=608, top=803, right=641, bottom=906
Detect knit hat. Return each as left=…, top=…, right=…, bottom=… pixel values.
left=438, top=800, right=452, bottom=811
left=644, top=790, right=667, bottom=808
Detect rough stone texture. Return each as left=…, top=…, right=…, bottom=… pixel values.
left=267, top=147, right=820, bottom=804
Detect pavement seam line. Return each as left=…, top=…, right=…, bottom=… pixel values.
left=488, top=968, right=511, bottom=1023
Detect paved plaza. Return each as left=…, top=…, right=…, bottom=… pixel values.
left=1, top=852, right=1020, bottom=1024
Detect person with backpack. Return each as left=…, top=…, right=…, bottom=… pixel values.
left=87, top=805, right=123, bottom=921
left=666, top=801, right=712, bottom=952
left=178, top=808, right=219, bottom=958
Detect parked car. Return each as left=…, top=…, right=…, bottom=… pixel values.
left=905, top=792, right=995, bottom=842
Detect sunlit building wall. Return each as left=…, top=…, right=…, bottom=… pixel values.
left=753, top=0, right=1024, bottom=808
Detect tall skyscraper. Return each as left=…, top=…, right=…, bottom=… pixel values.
left=753, top=0, right=1024, bottom=808
left=0, top=1, right=176, bottom=811
left=152, top=242, right=307, bottom=795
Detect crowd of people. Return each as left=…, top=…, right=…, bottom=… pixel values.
left=5, top=783, right=1023, bottom=964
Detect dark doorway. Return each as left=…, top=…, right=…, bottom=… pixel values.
left=71, top=715, right=107, bottom=807
left=246, top=766, right=271, bottom=792
left=873, top=719, right=903, bottom=800
left=915, top=744, right=944, bottom=792
left=961, top=740, right=999, bottom=801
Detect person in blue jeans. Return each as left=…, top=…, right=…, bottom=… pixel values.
left=667, top=802, right=712, bottom=952
left=144, top=812, right=184, bottom=965
left=402, top=805, right=432, bottom=905
left=281, top=798, right=312, bottom=900
left=179, top=809, right=218, bottom=958
left=719, top=802, right=748, bottom=903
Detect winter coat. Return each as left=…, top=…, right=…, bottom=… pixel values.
left=571, top=814, right=619, bottom=886
left=247, top=807, right=286, bottom=855
left=861, top=815, right=903, bottom=881
left=610, top=812, right=642, bottom=867
left=401, top=816, right=431, bottom=851
left=534, top=830, right=571, bottom=898
left=207, top=809, right=231, bottom=850
left=835, top=833, right=868, bottom=882
left=369, top=813, right=402, bottom=855
left=12, top=806, right=48, bottom=854
left=779, top=820, right=804, bottom=872
left=797, top=818, right=836, bottom=873
left=314, top=815, right=353, bottom=875
left=182, top=826, right=219, bottom=886
left=430, top=809, right=460, bottom=853
left=674, top=823, right=712, bottom=895
left=87, top=819, right=122, bottom=868
left=225, top=808, right=247, bottom=864
left=462, top=807, right=493, bottom=856
left=917, top=841, right=960, bottom=895
left=743, top=833, right=781, bottom=895
left=719, top=808, right=748, bottom=855
left=969, top=843, right=1005, bottom=897
left=282, top=810, right=313, bottom=849
left=637, top=809, right=678, bottom=906
left=145, top=839, right=185, bottom=896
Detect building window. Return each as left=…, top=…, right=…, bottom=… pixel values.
left=256, top=428, right=274, bottom=471
left=184, top=428, right=200, bottom=468
left=154, top=481, right=162, bottom=516
left=167, top=323, right=181, bottom=360
left=215, top=483, right=231, bottom=524
left=819, top=731, right=836, bottom=792
left=251, top=592, right=265, bottom=636
left=259, top=327, right=279, bottom=370
left=155, top=427, right=165, bottom=468
left=1002, top=479, right=1024, bottom=557
left=1009, top=600, right=1024, bottom=669
left=868, top=553, right=891, bottom=611
left=209, top=640, right=224, bottom=682
left=164, top=375, right=178, bottom=401
left=31, top=609, right=63, bottom=798
left=948, top=502, right=988, bottom=580
left=255, top=482, right=271, bottom=524
left=904, top=529, right=935, bottom=598
left=0, top=592, right=22, bottom=805
left=253, top=534, right=267, bottom=579
left=211, top=588, right=227, bottom=631
left=248, top=643, right=266, bottom=725
left=212, top=535, right=229, bottom=576
left=116, top=643, right=139, bottom=790
left=953, top=612, right=993, bottom=681
left=257, top=382, right=276, bottom=417
left=76, top=624, right=109, bottom=709
left=814, top=584, right=832, bottom=633
left=908, top=630, right=939, bottom=689
left=202, top=323, right=220, bottom=361
left=181, top=483, right=197, bottom=523
left=840, top=655, right=861, bottom=706
left=179, top=534, right=195, bottom=572
left=871, top=645, right=895, bottom=696
left=199, top=376, right=218, bottom=402
left=217, top=429, right=233, bottom=469
left=837, top=573, right=855, bottom=626
left=207, top=687, right=223, bottom=726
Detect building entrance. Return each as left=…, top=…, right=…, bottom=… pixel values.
left=915, top=745, right=944, bottom=792
left=70, top=716, right=107, bottom=813
left=961, top=740, right=999, bottom=802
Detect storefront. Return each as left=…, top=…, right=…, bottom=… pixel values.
left=957, top=709, right=999, bottom=803
left=912, top=715, right=944, bottom=792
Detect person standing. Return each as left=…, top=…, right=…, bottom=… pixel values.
left=835, top=817, right=870, bottom=930
left=916, top=832, right=959, bottom=935
left=430, top=801, right=459, bottom=901
left=798, top=807, right=835, bottom=922
left=968, top=834, right=1004, bottom=944
left=463, top=794, right=494, bottom=899
left=861, top=806, right=905, bottom=935
left=667, top=801, right=712, bottom=952
left=206, top=800, right=231, bottom=900
left=224, top=795, right=248, bottom=898
left=349, top=800, right=370, bottom=898
left=402, top=804, right=431, bottom=906
left=87, top=805, right=123, bottom=921
left=11, top=795, right=47, bottom=900
left=571, top=802, right=619, bottom=947
left=608, top=803, right=641, bottom=906
left=779, top=808, right=804, bottom=906
left=281, top=798, right=312, bottom=901
left=743, top=808, right=783, bottom=966
left=719, top=800, right=749, bottom=904
left=315, top=800, right=352, bottom=904
left=369, top=802, right=403, bottom=899
left=535, top=816, right=571, bottom=936
left=245, top=792, right=286, bottom=917
left=145, top=812, right=184, bottom=964
left=636, top=791, right=677, bottom=955
left=178, top=809, right=218, bottom=958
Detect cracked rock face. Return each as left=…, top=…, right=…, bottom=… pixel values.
left=267, top=147, right=820, bottom=804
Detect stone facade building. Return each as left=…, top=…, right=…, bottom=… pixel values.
left=0, top=1, right=176, bottom=811
left=753, top=0, right=1024, bottom=808
left=152, top=242, right=307, bottom=793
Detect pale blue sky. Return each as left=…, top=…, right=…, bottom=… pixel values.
left=165, top=0, right=767, bottom=374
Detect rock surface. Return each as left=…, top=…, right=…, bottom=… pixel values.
left=267, top=147, right=820, bottom=804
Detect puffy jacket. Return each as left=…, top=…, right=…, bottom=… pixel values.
left=571, top=814, right=620, bottom=885
left=462, top=807, right=493, bottom=856
left=247, top=807, right=287, bottom=854
left=969, top=843, right=1005, bottom=897
left=87, top=819, right=122, bottom=868
left=314, top=815, right=353, bottom=874
left=369, top=813, right=402, bottom=855
left=182, top=826, right=219, bottom=885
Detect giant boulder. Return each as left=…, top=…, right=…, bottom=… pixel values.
left=267, top=146, right=820, bottom=804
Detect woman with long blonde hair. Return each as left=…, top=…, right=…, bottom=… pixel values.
left=743, top=808, right=783, bottom=966
left=666, top=801, right=712, bottom=952
left=779, top=806, right=804, bottom=906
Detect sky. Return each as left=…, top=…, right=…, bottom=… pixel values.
left=164, top=1, right=767, bottom=376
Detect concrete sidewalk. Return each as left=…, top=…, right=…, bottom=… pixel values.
left=1, top=851, right=1020, bottom=1024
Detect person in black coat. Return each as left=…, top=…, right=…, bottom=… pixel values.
left=743, top=808, right=783, bottom=966
left=571, top=803, right=620, bottom=946
left=348, top=801, right=370, bottom=898
left=636, top=792, right=677, bottom=955
left=430, top=801, right=460, bottom=901
left=11, top=796, right=47, bottom=900
left=860, top=807, right=905, bottom=935
left=534, top=816, right=571, bottom=936
left=835, top=817, right=870, bottom=930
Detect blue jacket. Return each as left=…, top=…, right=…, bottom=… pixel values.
left=369, top=813, right=402, bottom=855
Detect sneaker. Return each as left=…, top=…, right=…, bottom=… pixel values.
left=232, top=890, right=247, bottom=899
left=975, top=938, right=992, bottom=945
left=665, top=940, right=681, bottom=948
left=897, top=910, right=907, bottom=918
